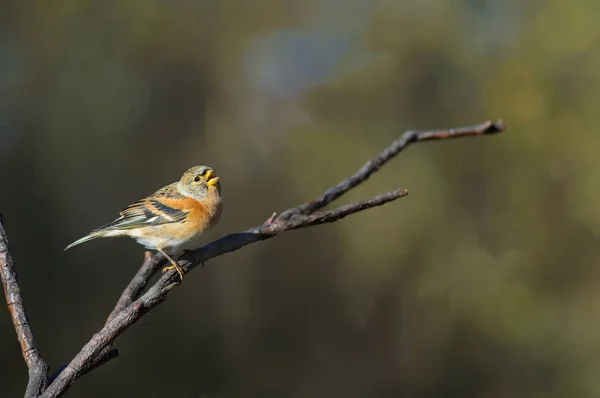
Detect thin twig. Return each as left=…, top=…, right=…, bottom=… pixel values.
left=279, top=119, right=504, bottom=220
left=37, top=119, right=505, bottom=397
left=267, top=189, right=408, bottom=231
left=0, top=214, right=49, bottom=397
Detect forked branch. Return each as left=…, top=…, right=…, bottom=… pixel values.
left=1, top=120, right=504, bottom=397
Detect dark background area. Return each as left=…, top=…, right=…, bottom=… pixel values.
left=2, top=0, right=600, bottom=397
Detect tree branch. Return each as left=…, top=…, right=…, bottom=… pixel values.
left=40, top=188, right=411, bottom=397
left=279, top=119, right=503, bottom=219
left=108, top=251, right=163, bottom=322
left=85, top=251, right=164, bottom=376
left=8, top=119, right=504, bottom=397
left=0, top=214, right=49, bottom=397
left=47, top=250, right=166, bottom=385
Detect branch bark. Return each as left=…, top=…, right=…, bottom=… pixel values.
left=0, top=214, right=49, bottom=397
left=1, top=119, right=504, bottom=397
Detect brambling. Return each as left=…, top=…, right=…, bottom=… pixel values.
left=65, top=165, right=223, bottom=280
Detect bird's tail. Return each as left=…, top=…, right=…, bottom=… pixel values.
left=64, top=232, right=102, bottom=251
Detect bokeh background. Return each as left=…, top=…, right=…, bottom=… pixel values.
left=1, top=0, right=599, bottom=397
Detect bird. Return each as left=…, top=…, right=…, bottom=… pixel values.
left=65, top=165, right=223, bottom=281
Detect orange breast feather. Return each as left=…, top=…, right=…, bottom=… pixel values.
left=151, top=196, right=210, bottom=231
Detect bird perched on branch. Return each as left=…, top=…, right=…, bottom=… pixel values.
left=65, top=165, right=223, bottom=280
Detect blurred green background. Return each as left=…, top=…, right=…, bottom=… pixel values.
left=2, top=0, right=599, bottom=396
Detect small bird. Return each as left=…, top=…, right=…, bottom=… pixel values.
left=65, top=165, right=223, bottom=280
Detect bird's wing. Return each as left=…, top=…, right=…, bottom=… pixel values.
left=94, top=183, right=189, bottom=231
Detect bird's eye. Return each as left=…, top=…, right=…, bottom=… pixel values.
left=193, top=176, right=201, bottom=182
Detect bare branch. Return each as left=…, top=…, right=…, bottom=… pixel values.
left=268, top=188, right=408, bottom=231
left=40, top=189, right=410, bottom=397
left=108, top=251, right=163, bottom=322
left=50, top=252, right=164, bottom=383
left=0, top=214, right=49, bottom=397
left=279, top=119, right=504, bottom=220
left=38, top=119, right=505, bottom=397
left=89, top=252, right=163, bottom=374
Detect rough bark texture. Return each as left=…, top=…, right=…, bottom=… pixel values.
left=0, top=215, right=49, bottom=397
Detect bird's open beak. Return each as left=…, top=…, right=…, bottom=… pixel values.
left=206, top=170, right=220, bottom=186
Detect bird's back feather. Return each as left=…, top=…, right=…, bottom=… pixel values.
left=64, top=183, right=190, bottom=250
